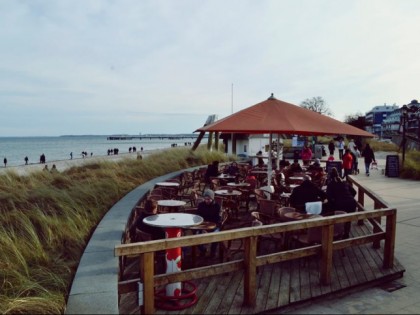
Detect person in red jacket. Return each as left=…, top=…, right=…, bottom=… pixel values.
left=342, top=149, right=353, bottom=179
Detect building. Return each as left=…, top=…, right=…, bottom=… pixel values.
left=381, top=107, right=401, bottom=138
left=365, top=104, right=399, bottom=137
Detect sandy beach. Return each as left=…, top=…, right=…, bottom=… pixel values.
left=0, top=148, right=168, bottom=176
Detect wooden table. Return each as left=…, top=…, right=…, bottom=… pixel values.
left=214, top=189, right=242, bottom=197
left=143, top=213, right=203, bottom=309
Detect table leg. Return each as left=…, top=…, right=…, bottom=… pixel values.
left=165, top=227, right=182, bottom=296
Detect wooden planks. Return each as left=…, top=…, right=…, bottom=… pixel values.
left=120, top=223, right=405, bottom=315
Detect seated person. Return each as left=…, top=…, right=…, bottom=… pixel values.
left=204, top=160, right=220, bottom=184
left=196, top=189, right=222, bottom=257
left=285, top=159, right=303, bottom=178
left=325, top=167, right=357, bottom=238
left=225, top=161, right=239, bottom=176
left=307, top=158, right=323, bottom=172
left=307, top=158, right=326, bottom=187
left=279, top=157, right=290, bottom=169
left=133, top=199, right=165, bottom=240
left=256, top=150, right=265, bottom=167
left=289, top=175, right=327, bottom=213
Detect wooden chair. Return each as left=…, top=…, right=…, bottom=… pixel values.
left=258, top=199, right=281, bottom=217
left=250, top=211, right=283, bottom=252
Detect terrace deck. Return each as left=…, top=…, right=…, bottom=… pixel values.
left=119, top=222, right=405, bottom=314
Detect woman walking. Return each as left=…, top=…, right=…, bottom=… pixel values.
left=361, top=143, right=376, bottom=176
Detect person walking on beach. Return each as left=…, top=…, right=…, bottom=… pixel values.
left=24, top=156, right=29, bottom=165
left=3, top=157, right=7, bottom=167
left=70, top=152, right=73, bottom=160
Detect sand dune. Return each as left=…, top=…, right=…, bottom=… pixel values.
left=0, top=149, right=166, bottom=176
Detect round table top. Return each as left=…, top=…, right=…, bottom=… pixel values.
left=289, top=184, right=299, bottom=190
left=214, top=189, right=242, bottom=196
left=157, top=200, right=187, bottom=207
left=155, top=182, right=180, bottom=187
left=143, top=213, right=203, bottom=228
left=280, top=192, right=291, bottom=198
left=185, top=221, right=217, bottom=231
left=283, top=212, right=318, bottom=221
left=289, top=176, right=304, bottom=180
left=227, top=182, right=251, bottom=187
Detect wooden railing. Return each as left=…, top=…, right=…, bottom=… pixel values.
left=115, top=180, right=396, bottom=315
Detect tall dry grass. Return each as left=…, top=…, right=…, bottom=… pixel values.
left=0, top=147, right=229, bottom=314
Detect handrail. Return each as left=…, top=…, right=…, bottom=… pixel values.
left=115, top=203, right=397, bottom=314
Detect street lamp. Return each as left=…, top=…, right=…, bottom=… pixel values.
left=401, top=105, right=408, bottom=166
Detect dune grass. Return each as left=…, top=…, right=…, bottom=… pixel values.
left=0, top=147, right=230, bottom=314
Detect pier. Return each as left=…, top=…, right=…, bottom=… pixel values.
left=107, top=134, right=207, bottom=141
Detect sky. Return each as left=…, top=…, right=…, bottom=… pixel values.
left=1, top=0, right=420, bottom=137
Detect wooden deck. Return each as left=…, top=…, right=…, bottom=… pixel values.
left=119, top=222, right=405, bottom=314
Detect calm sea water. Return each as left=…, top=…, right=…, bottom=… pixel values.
left=0, top=135, right=196, bottom=167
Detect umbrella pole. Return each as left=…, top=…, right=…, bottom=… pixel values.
left=267, top=133, right=273, bottom=197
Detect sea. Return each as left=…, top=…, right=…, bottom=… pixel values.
left=0, top=135, right=198, bottom=167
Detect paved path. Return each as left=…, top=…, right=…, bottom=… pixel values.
left=270, top=154, right=420, bottom=314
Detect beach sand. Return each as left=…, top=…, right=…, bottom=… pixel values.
left=0, top=149, right=167, bottom=176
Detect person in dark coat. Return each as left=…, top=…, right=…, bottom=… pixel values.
left=196, top=189, right=222, bottom=257
left=289, top=175, right=327, bottom=212
left=328, top=140, right=335, bottom=156
left=204, top=160, right=220, bottom=184
left=361, top=143, right=376, bottom=176
left=326, top=167, right=357, bottom=238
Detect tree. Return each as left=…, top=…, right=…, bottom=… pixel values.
left=344, top=112, right=367, bottom=130
left=300, top=96, right=333, bottom=116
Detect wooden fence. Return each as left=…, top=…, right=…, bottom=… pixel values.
left=115, top=176, right=396, bottom=314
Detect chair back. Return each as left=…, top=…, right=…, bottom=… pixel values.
left=333, top=210, right=346, bottom=239
left=258, top=199, right=280, bottom=217
left=135, top=228, right=152, bottom=242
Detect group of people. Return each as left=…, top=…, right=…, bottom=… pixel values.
left=289, top=167, right=356, bottom=238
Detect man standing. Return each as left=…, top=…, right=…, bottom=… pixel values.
left=3, top=157, right=7, bottom=167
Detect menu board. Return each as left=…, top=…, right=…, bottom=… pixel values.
left=385, top=155, right=399, bottom=177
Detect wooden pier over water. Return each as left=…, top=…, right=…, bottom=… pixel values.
left=107, top=134, right=207, bottom=140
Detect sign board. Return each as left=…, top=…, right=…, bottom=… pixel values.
left=385, top=155, right=399, bottom=177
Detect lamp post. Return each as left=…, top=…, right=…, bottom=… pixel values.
left=401, top=105, right=408, bottom=166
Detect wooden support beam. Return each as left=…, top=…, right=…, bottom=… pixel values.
left=243, top=236, right=258, bottom=306
left=141, top=252, right=155, bottom=314
left=320, top=224, right=334, bottom=285
left=383, top=210, right=396, bottom=268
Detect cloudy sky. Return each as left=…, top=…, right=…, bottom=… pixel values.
left=1, top=0, right=419, bottom=136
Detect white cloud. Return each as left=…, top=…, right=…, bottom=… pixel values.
left=0, top=0, right=419, bottom=136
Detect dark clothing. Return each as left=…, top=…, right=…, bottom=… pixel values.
left=288, top=162, right=303, bottom=173
left=204, top=164, right=219, bottom=183
left=196, top=200, right=222, bottom=255
left=290, top=180, right=327, bottom=212
left=197, top=201, right=222, bottom=227
left=326, top=181, right=357, bottom=212
left=226, top=165, right=239, bottom=176
left=362, top=146, right=375, bottom=164
left=326, top=180, right=357, bottom=237
left=135, top=212, right=165, bottom=240
left=328, top=142, right=335, bottom=155
left=279, top=159, right=290, bottom=168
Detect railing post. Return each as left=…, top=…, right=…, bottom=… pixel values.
left=141, top=252, right=155, bottom=314
left=383, top=211, right=396, bottom=268
left=357, top=189, right=365, bottom=225
left=373, top=200, right=382, bottom=249
left=320, top=224, right=334, bottom=285
left=243, top=236, right=258, bottom=306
